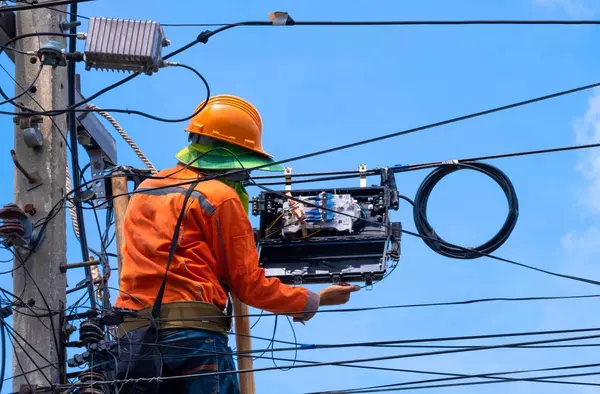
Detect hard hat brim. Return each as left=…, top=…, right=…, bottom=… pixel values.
left=184, top=125, right=275, bottom=159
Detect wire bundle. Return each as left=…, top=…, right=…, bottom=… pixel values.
left=413, top=162, right=519, bottom=259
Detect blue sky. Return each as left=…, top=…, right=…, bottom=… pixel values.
left=2, top=0, right=600, bottom=392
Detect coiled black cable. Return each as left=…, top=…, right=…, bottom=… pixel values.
left=413, top=162, right=519, bottom=259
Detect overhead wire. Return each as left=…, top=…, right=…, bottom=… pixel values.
left=63, top=330, right=600, bottom=387
left=0, top=17, right=596, bottom=120
left=66, top=2, right=97, bottom=312
left=0, top=61, right=77, bottom=159
left=4, top=325, right=54, bottom=388
left=0, top=54, right=212, bottom=122
left=69, top=339, right=600, bottom=394
left=84, top=138, right=600, bottom=210
left=7, top=330, right=34, bottom=391
left=81, top=80, right=600, bottom=199
left=101, top=337, right=600, bottom=378
left=17, top=260, right=64, bottom=379
left=250, top=141, right=600, bottom=182
left=319, top=372, right=600, bottom=394
left=0, top=318, right=5, bottom=393
left=306, top=362, right=600, bottom=394
left=87, top=293, right=600, bottom=321
left=326, top=371, right=600, bottom=393
left=57, top=327, right=600, bottom=383
left=162, top=19, right=600, bottom=27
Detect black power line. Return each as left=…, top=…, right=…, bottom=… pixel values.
left=66, top=3, right=96, bottom=311
left=162, top=19, right=600, bottom=28
left=108, top=80, right=600, bottom=190
left=76, top=293, right=600, bottom=320
left=250, top=141, right=600, bottom=182
left=63, top=331, right=600, bottom=386
left=304, top=362, right=600, bottom=394
left=76, top=81, right=600, bottom=208
left=322, top=371, right=600, bottom=393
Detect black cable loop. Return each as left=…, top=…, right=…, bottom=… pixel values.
left=413, top=162, right=519, bottom=259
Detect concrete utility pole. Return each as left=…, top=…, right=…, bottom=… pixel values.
left=12, top=2, right=68, bottom=390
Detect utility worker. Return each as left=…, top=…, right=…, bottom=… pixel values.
left=113, top=94, right=360, bottom=394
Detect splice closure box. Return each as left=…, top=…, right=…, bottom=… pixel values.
left=253, top=168, right=402, bottom=286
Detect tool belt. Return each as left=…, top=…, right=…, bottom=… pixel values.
left=120, top=301, right=232, bottom=335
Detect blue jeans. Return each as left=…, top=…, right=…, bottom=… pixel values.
left=157, top=329, right=240, bottom=394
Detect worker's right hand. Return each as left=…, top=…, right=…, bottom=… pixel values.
left=318, top=283, right=360, bottom=306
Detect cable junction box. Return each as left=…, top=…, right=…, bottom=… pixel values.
left=84, top=17, right=170, bottom=75
left=255, top=184, right=401, bottom=286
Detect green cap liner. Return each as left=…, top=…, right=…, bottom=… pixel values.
left=176, top=143, right=285, bottom=172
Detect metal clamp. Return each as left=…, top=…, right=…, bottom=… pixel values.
left=10, top=150, right=42, bottom=191
left=359, top=164, right=367, bottom=188
left=88, top=149, right=107, bottom=209
left=284, top=167, right=293, bottom=191
left=14, top=113, right=43, bottom=131
left=332, top=274, right=341, bottom=285
left=268, top=11, right=295, bottom=26
left=251, top=197, right=259, bottom=217
left=364, top=273, right=373, bottom=291
left=380, top=167, right=399, bottom=210
left=14, top=113, right=44, bottom=150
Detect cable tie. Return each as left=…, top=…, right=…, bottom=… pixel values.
left=300, top=344, right=316, bottom=350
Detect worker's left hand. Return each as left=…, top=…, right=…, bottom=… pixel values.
left=318, top=283, right=360, bottom=306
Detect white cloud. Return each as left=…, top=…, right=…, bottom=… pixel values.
left=561, top=226, right=600, bottom=262
left=533, top=0, right=599, bottom=17
left=559, top=90, right=600, bottom=268
left=574, top=89, right=600, bottom=214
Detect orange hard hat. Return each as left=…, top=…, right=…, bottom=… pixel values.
left=184, top=94, right=273, bottom=158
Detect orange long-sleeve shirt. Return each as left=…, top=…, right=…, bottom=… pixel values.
left=114, top=165, right=320, bottom=321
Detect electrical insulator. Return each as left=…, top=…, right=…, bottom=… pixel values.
left=79, top=319, right=104, bottom=344
left=77, top=370, right=108, bottom=394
